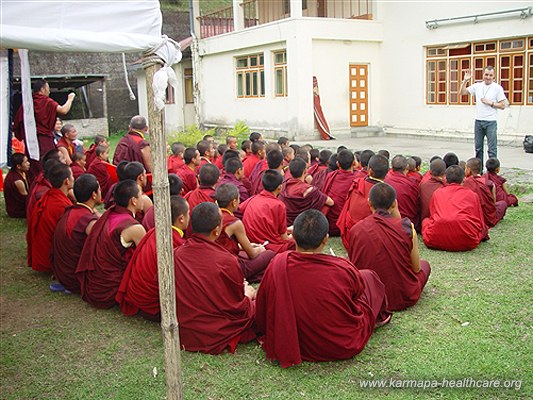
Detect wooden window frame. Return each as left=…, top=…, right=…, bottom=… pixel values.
left=448, top=57, right=471, bottom=105
left=236, top=54, right=265, bottom=99
left=165, top=85, right=175, bottom=105
left=527, top=52, right=533, bottom=105
left=499, top=38, right=525, bottom=52
left=184, top=68, right=194, bottom=104
left=473, top=41, right=497, bottom=54
left=500, top=53, right=525, bottom=105
left=273, top=50, right=287, bottom=97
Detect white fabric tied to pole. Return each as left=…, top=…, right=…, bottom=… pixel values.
left=19, top=50, right=39, bottom=161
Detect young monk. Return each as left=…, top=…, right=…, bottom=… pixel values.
left=256, top=209, right=391, bottom=368
left=117, top=196, right=189, bottom=321
left=51, top=174, right=101, bottom=293
left=215, top=183, right=276, bottom=282
left=173, top=202, right=257, bottom=354
left=419, top=159, right=446, bottom=221
left=406, top=157, right=423, bottom=184
left=57, top=124, right=78, bottom=165
left=175, top=147, right=200, bottom=195
left=123, top=161, right=154, bottom=221
left=3, top=153, right=30, bottom=218
left=312, top=153, right=338, bottom=191
left=142, top=174, right=183, bottom=231
left=217, top=158, right=250, bottom=203
left=195, top=140, right=215, bottom=173
left=422, top=166, right=487, bottom=251
left=282, top=147, right=295, bottom=169
left=240, top=169, right=296, bottom=253
left=279, top=158, right=333, bottom=225
left=28, top=163, right=74, bottom=272
left=484, top=158, right=518, bottom=207
left=464, top=157, right=507, bottom=228
left=76, top=180, right=146, bottom=309
left=184, top=164, right=219, bottom=211
left=87, top=145, right=112, bottom=198
left=321, top=149, right=356, bottom=236
left=84, top=134, right=109, bottom=169
left=250, top=149, right=284, bottom=195
left=347, top=183, right=430, bottom=311
left=242, top=140, right=266, bottom=178
left=354, top=149, right=375, bottom=180
left=70, top=152, right=86, bottom=179
left=167, top=142, right=185, bottom=174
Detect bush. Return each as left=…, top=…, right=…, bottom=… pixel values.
left=167, top=125, right=215, bottom=147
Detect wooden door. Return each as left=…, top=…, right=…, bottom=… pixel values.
left=349, top=64, right=368, bottom=127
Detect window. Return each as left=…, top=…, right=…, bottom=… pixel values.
left=165, top=86, right=175, bottom=104
left=427, top=59, right=446, bottom=104
left=236, top=54, right=265, bottom=98
left=273, top=50, right=288, bottom=97
left=184, top=68, right=193, bottom=104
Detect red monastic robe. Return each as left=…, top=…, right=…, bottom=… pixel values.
left=279, top=178, right=329, bottom=226
left=116, top=227, right=185, bottom=319
left=321, top=169, right=354, bottom=235
left=173, top=234, right=256, bottom=354
left=243, top=154, right=262, bottom=178
left=26, top=172, right=51, bottom=217
left=51, top=204, right=98, bottom=293
left=419, top=177, right=446, bottom=221
left=175, top=164, right=198, bottom=195
left=87, top=157, right=112, bottom=198
left=422, top=184, right=487, bottom=251
left=307, top=163, right=327, bottom=178
left=3, top=169, right=28, bottom=218
left=70, top=164, right=85, bottom=180
left=76, top=206, right=139, bottom=308
left=184, top=185, right=216, bottom=210
left=249, top=160, right=269, bottom=195
left=214, top=155, right=224, bottom=170
left=385, top=171, right=421, bottom=230
left=348, top=210, right=430, bottom=311
left=484, top=171, right=518, bottom=207
left=256, top=251, right=388, bottom=368
left=463, top=175, right=506, bottom=228
left=57, top=137, right=76, bottom=159
left=419, top=171, right=432, bottom=185
left=407, top=171, right=423, bottom=184
left=112, top=131, right=150, bottom=171
left=84, top=144, right=97, bottom=169
left=28, top=188, right=72, bottom=272
left=217, top=173, right=250, bottom=203
left=311, top=167, right=333, bottom=191
left=240, top=190, right=296, bottom=253
left=167, top=154, right=184, bottom=173
left=353, top=169, right=369, bottom=181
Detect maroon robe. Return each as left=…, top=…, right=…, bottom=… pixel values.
left=484, top=171, right=518, bottom=207
left=116, top=227, right=185, bottom=319
left=419, top=171, right=432, bottom=185
left=256, top=251, right=388, bottom=368
left=243, top=154, right=262, bottom=178
left=240, top=190, right=296, bottom=253
left=195, top=157, right=211, bottom=175
left=307, top=163, right=327, bottom=178
left=385, top=171, right=421, bottom=231
left=407, top=171, right=423, bottom=184
left=84, top=144, right=97, bottom=169
left=249, top=160, right=268, bottom=195
left=279, top=178, right=329, bottom=226
left=353, top=169, right=369, bottom=181
left=167, top=154, right=184, bottom=173
left=26, top=172, right=51, bottom=217
left=184, top=185, right=216, bottom=210
left=141, top=206, right=155, bottom=231
left=28, top=188, right=72, bottom=272
left=173, top=234, right=256, bottom=354
left=321, top=169, right=354, bottom=235
left=419, top=177, right=446, bottom=221
left=76, top=206, right=140, bottom=309
left=463, top=175, right=506, bottom=228
left=175, top=164, right=198, bottom=195
left=3, top=169, right=28, bottom=218
left=112, top=130, right=150, bottom=171
left=348, top=210, right=430, bottom=311
left=70, top=164, right=85, bottom=180
left=422, top=184, right=487, bottom=251
left=51, top=204, right=98, bottom=293
left=57, top=137, right=76, bottom=159
left=311, top=167, right=333, bottom=191
left=87, top=157, right=112, bottom=198
left=217, top=173, right=250, bottom=203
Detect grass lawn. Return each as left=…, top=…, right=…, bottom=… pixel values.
left=1, top=197, right=532, bottom=399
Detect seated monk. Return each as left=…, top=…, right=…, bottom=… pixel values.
left=420, top=155, right=443, bottom=185
left=84, top=134, right=109, bottom=169
left=56, top=124, right=78, bottom=165
left=103, top=160, right=129, bottom=209
left=184, top=163, right=219, bottom=210
left=281, top=146, right=295, bottom=170
left=384, top=155, right=420, bottom=231
left=28, top=163, right=74, bottom=272
left=279, top=158, right=333, bottom=225
left=337, top=154, right=389, bottom=249
left=353, top=149, right=375, bottom=180
left=422, top=166, right=487, bottom=251
left=283, top=149, right=313, bottom=184
left=173, top=202, right=257, bottom=354
left=406, top=157, right=423, bottom=184
left=117, top=196, right=189, bottom=321
left=347, top=183, right=431, bottom=311
left=175, top=147, right=200, bottom=195
left=167, top=142, right=185, bottom=174
left=51, top=174, right=101, bottom=293
left=195, top=139, right=215, bottom=174
left=76, top=180, right=146, bottom=309
left=484, top=158, right=518, bottom=207
left=70, top=152, right=86, bottom=180
left=240, top=170, right=296, bottom=253
left=464, top=157, right=506, bottom=228
left=3, top=153, right=30, bottom=218
left=215, top=183, right=276, bottom=282
left=123, top=161, right=153, bottom=223
left=113, top=115, right=151, bottom=172
left=311, top=153, right=338, bottom=191
left=87, top=145, right=112, bottom=198
left=321, top=149, right=356, bottom=236
left=251, top=149, right=284, bottom=196
left=419, top=159, right=446, bottom=222
left=142, top=174, right=183, bottom=231
left=307, top=149, right=331, bottom=178
left=217, top=158, right=250, bottom=203
left=242, top=140, right=266, bottom=178
left=256, top=209, right=391, bottom=368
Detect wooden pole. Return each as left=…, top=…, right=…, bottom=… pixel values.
left=144, top=63, right=183, bottom=400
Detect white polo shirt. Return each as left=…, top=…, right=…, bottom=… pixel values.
left=467, top=82, right=507, bottom=121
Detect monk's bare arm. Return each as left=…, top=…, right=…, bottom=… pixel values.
left=122, top=224, right=147, bottom=247
left=502, top=182, right=511, bottom=195
left=57, top=93, right=76, bottom=115
left=228, top=220, right=264, bottom=259
left=14, top=180, right=28, bottom=196
left=491, top=185, right=497, bottom=202
left=325, top=196, right=334, bottom=206
left=305, top=174, right=313, bottom=184
left=141, top=146, right=152, bottom=172
left=410, top=226, right=421, bottom=273
left=85, top=219, right=97, bottom=236
left=142, top=194, right=153, bottom=211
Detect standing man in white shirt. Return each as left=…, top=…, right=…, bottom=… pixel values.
left=460, top=66, right=507, bottom=169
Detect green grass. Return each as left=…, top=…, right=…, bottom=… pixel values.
left=1, top=196, right=532, bottom=399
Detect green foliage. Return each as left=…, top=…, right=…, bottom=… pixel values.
left=166, top=125, right=215, bottom=148
left=225, top=120, right=251, bottom=143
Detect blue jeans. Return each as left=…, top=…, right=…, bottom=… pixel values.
left=474, top=120, right=497, bottom=168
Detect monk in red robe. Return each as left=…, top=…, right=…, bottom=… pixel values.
left=217, top=158, right=250, bottom=203
left=142, top=174, right=183, bottom=231
left=353, top=149, right=375, bottom=180
left=463, top=158, right=506, bottom=228
left=311, top=153, right=337, bottom=191
left=117, top=196, right=189, bottom=321
left=242, top=140, right=266, bottom=178
left=167, top=142, right=185, bottom=173
left=184, top=164, right=219, bottom=210
left=484, top=158, right=518, bottom=207
left=175, top=147, right=200, bottom=195
left=215, top=183, right=276, bottom=282
left=57, top=124, right=78, bottom=165
left=3, top=153, right=30, bottom=218
left=76, top=180, right=146, bottom=308
left=307, top=149, right=331, bottom=178
left=256, top=209, right=391, bottom=368
left=347, top=183, right=430, bottom=311
left=321, top=149, right=356, bottom=235
left=195, top=140, right=214, bottom=174
left=122, top=161, right=153, bottom=223
left=384, top=155, right=421, bottom=231
left=337, top=154, right=389, bottom=249
left=28, top=163, right=74, bottom=272
left=174, top=202, right=257, bottom=354
left=87, top=145, right=112, bottom=198
left=51, top=174, right=101, bottom=293
left=84, top=135, right=109, bottom=170
left=407, top=157, right=423, bottom=184
left=112, top=115, right=151, bottom=172
left=422, top=166, right=487, bottom=251
left=420, top=159, right=446, bottom=222
left=70, top=152, right=86, bottom=180
left=240, top=170, right=296, bottom=253
left=250, top=149, right=284, bottom=196
left=279, top=158, right=333, bottom=225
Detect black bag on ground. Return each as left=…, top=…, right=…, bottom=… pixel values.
left=524, top=135, right=533, bottom=153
